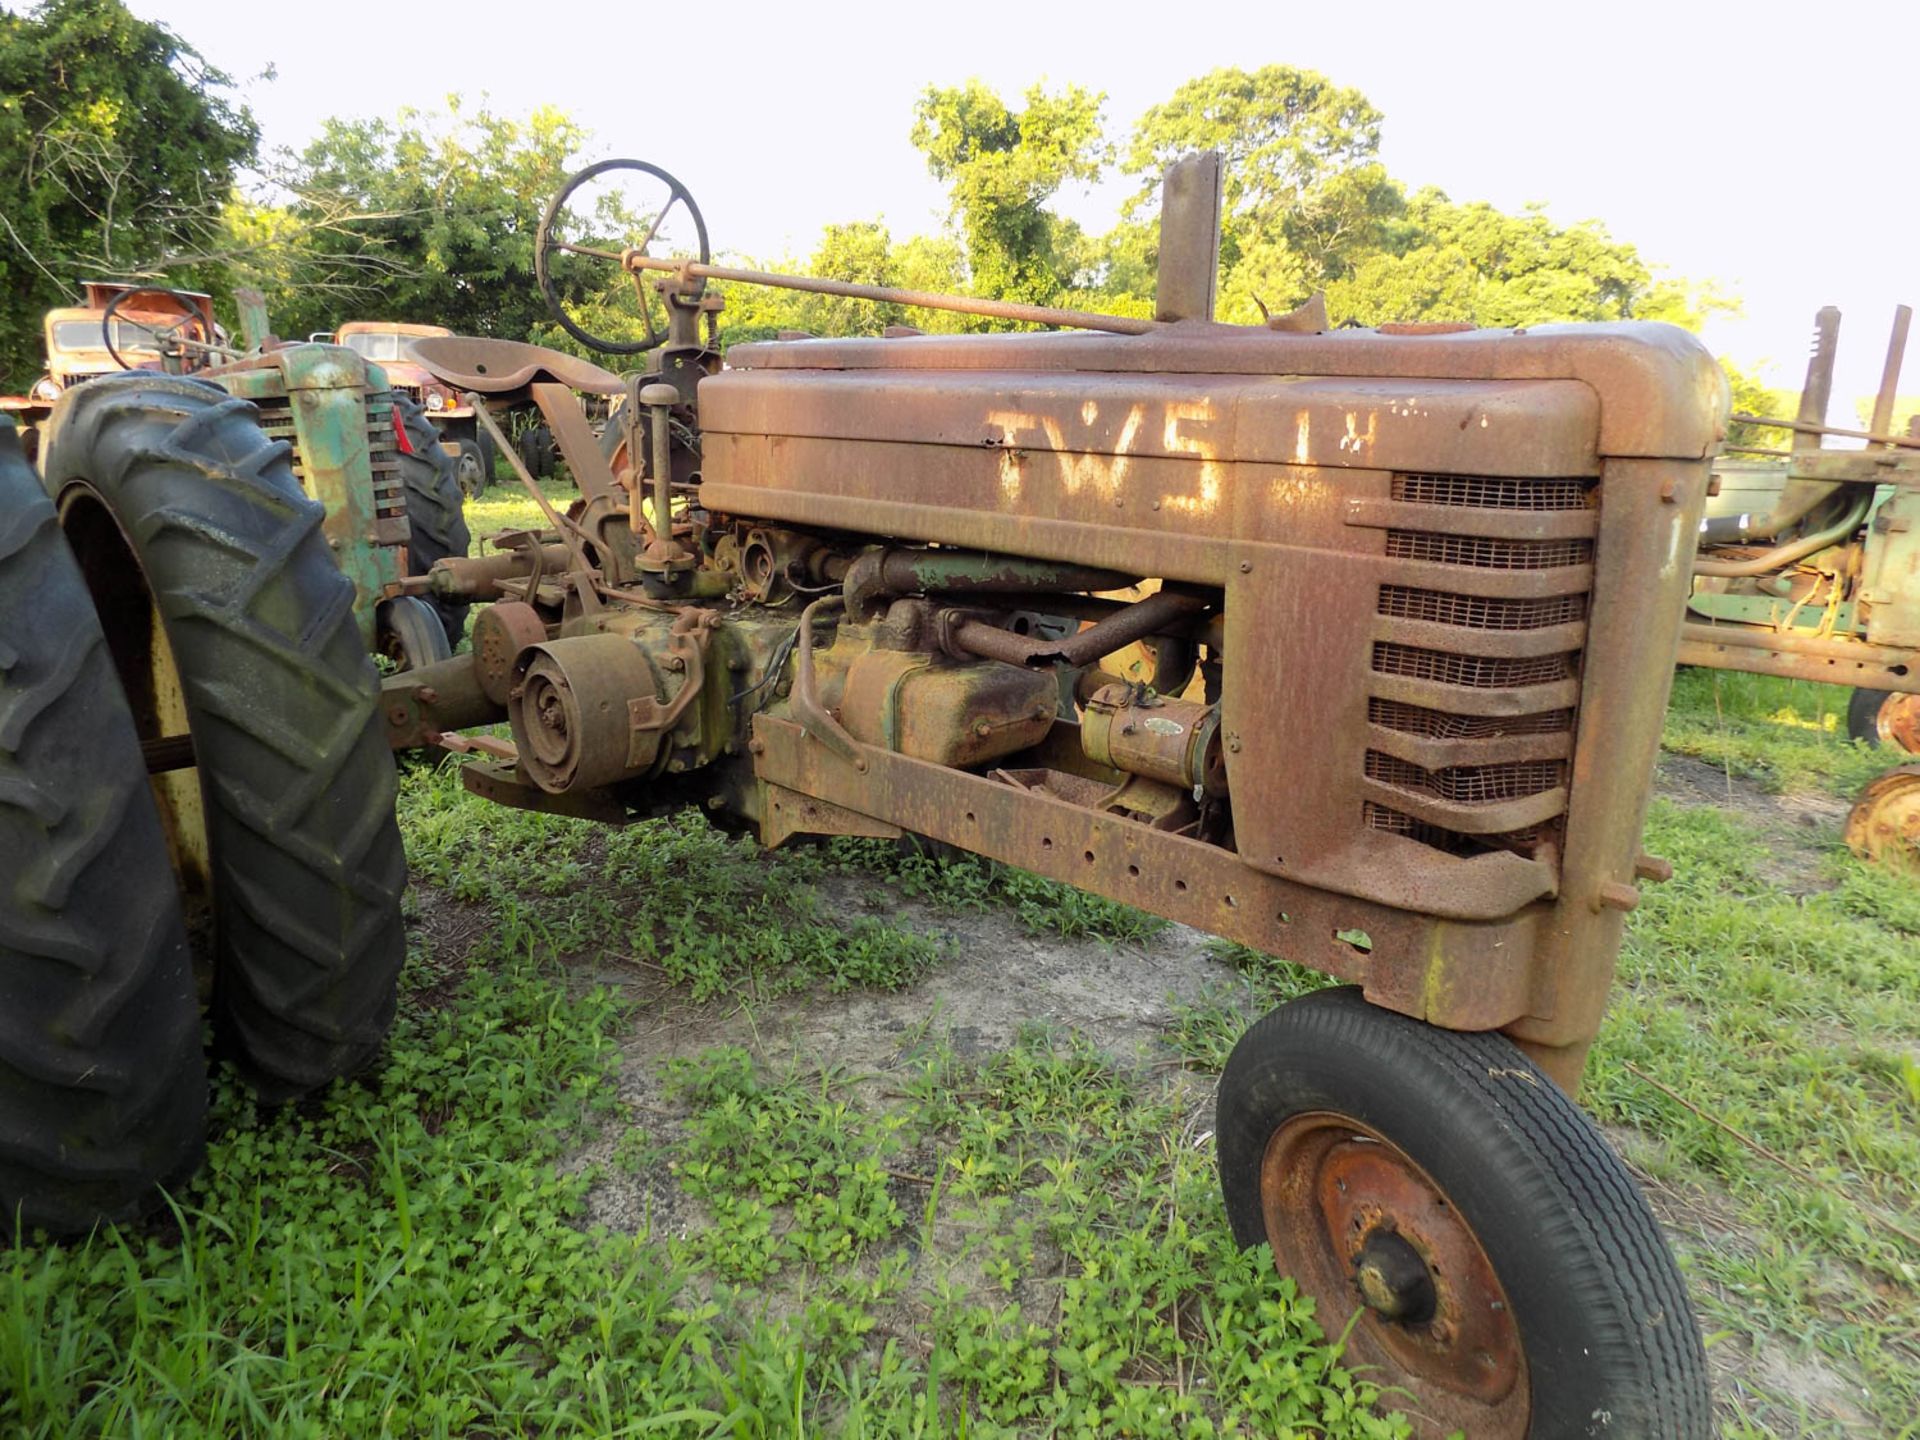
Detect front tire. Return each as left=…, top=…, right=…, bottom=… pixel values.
left=1216, top=987, right=1710, bottom=1439
left=42, top=373, right=407, bottom=1101
left=0, top=419, right=206, bottom=1233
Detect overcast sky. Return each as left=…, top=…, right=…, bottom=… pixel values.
left=142, top=0, right=1918, bottom=412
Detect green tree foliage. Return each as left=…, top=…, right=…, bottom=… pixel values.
left=274, top=100, right=589, bottom=343
left=1108, top=66, right=1719, bottom=338
left=1124, top=63, right=1398, bottom=302
left=0, top=0, right=256, bottom=385
left=910, top=81, right=1109, bottom=310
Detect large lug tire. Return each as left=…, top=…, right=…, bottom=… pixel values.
left=42, top=373, right=407, bottom=1101
left=393, top=395, right=471, bottom=648
left=1216, top=987, right=1710, bottom=1440
left=0, top=419, right=207, bottom=1233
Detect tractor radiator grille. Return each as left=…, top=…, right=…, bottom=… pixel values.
left=1364, top=803, right=1545, bottom=858
left=1367, top=698, right=1574, bottom=739
left=1384, top=531, right=1592, bottom=570
left=1364, top=471, right=1594, bottom=863
left=1371, top=642, right=1573, bottom=689
left=1392, top=472, right=1591, bottom=511
left=1364, top=752, right=1566, bottom=804
left=252, top=392, right=406, bottom=525
left=1377, top=585, right=1586, bottom=631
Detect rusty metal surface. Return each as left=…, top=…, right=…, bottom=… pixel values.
left=380, top=655, right=503, bottom=749
left=951, top=590, right=1209, bottom=669
left=1673, top=634, right=1920, bottom=693
left=1871, top=693, right=1920, bottom=752
left=1260, top=1114, right=1528, bottom=1438
left=716, top=321, right=1726, bottom=460
left=1154, top=152, right=1222, bottom=324
left=392, top=158, right=1735, bottom=1094
left=751, top=712, right=1541, bottom=1026
left=473, top=601, right=550, bottom=705
left=1844, top=763, right=1920, bottom=873
left=838, top=650, right=1056, bottom=768
left=1081, top=685, right=1225, bottom=794
left=613, top=252, right=1160, bottom=336
left=409, top=336, right=624, bottom=396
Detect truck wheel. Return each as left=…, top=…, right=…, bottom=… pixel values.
left=393, top=395, right=470, bottom=648
left=1847, top=687, right=1920, bottom=753
left=1216, top=987, right=1710, bottom=1440
left=449, top=439, right=489, bottom=498
left=0, top=419, right=206, bottom=1233
left=42, top=373, right=407, bottom=1101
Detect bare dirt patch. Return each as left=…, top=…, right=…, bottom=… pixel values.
left=1655, top=752, right=1850, bottom=894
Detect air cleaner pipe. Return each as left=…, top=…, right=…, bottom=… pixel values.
left=949, top=589, right=1210, bottom=668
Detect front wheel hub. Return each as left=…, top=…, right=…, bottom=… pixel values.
left=1354, top=1226, right=1437, bottom=1323
left=1261, top=1112, right=1529, bottom=1435
left=1844, top=763, right=1920, bottom=874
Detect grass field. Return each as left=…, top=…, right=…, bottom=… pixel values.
left=4, top=494, right=1916, bottom=1437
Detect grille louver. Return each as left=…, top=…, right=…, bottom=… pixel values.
left=1365, top=472, right=1595, bottom=861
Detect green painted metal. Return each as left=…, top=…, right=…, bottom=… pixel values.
left=1686, top=590, right=1861, bottom=634
left=1863, top=484, right=1920, bottom=648
left=205, top=347, right=404, bottom=647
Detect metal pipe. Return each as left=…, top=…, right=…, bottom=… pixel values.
left=1729, top=414, right=1920, bottom=452
left=1677, top=619, right=1920, bottom=666
left=466, top=392, right=599, bottom=572
left=428, top=545, right=574, bottom=600
left=1692, top=491, right=1872, bottom=577
left=951, top=590, right=1211, bottom=668
left=841, top=547, right=1136, bottom=614
left=788, top=595, right=863, bottom=766
left=620, top=252, right=1161, bottom=336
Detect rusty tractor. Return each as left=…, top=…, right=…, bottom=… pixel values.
left=392, top=152, right=1723, bottom=1435
left=1687, top=305, right=1920, bottom=869
left=3, top=282, right=471, bottom=665
left=1, top=152, right=1723, bottom=1436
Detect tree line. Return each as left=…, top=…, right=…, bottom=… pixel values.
left=1, top=0, right=1772, bottom=416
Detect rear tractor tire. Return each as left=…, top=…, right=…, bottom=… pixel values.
left=41, top=372, right=408, bottom=1102
left=0, top=418, right=207, bottom=1234
left=1215, top=987, right=1710, bottom=1440
left=393, top=394, right=471, bottom=650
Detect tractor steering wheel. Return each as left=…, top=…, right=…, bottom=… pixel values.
left=101, top=288, right=219, bottom=372
left=535, top=158, right=710, bottom=356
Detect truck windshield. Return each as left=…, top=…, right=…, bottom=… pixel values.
left=51, top=319, right=160, bottom=355
left=341, top=332, right=418, bottom=362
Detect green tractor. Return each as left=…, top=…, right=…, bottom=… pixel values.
left=0, top=284, right=476, bottom=1233
left=3, top=283, right=471, bottom=665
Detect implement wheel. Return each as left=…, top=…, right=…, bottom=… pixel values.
left=1847, top=688, right=1920, bottom=754
left=41, top=373, right=406, bottom=1101
left=1844, top=764, right=1920, bottom=873
left=1216, top=987, right=1709, bottom=1439
left=448, top=438, right=489, bottom=498
left=0, top=419, right=206, bottom=1233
